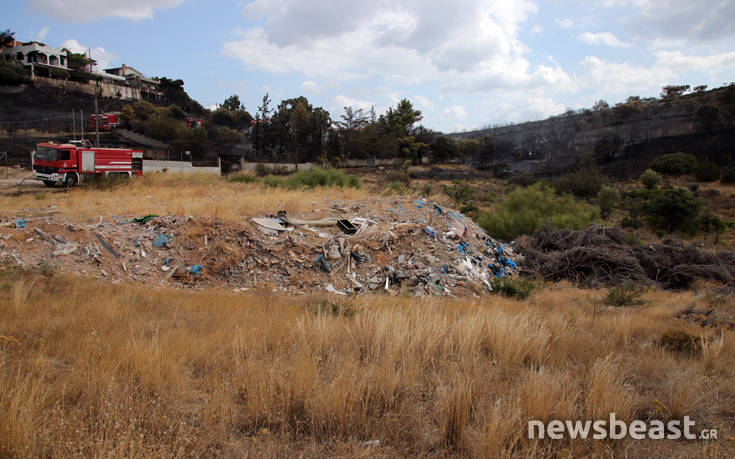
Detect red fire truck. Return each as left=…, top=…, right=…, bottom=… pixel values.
left=32, top=141, right=143, bottom=187
left=90, top=112, right=120, bottom=131
left=185, top=117, right=204, bottom=129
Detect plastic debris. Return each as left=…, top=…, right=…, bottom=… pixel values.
left=131, top=214, right=158, bottom=225
left=94, top=233, right=120, bottom=258
left=187, top=264, right=203, bottom=275
left=325, top=283, right=348, bottom=295
left=15, top=218, right=28, bottom=229
left=314, top=254, right=331, bottom=272
left=153, top=234, right=171, bottom=248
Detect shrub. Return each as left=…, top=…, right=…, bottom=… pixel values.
left=635, top=187, right=702, bottom=234
left=383, top=181, right=410, bottom=195
left=444, top=181, right=474, bottom=206
left=694, top=160, right=721, bottom=182
left=477, top=183, right=600, bottom=241
left=605, top=285, right=645, bottom=307
left=597, top=185, right=621, bottom=219
left=489, top=277, right=537, bottom=300
left=697, top=214, right=726, bottom=234
left=0, top=55, right=30, bottom=84
left=640, top=169, right=661, bottom=189
left=264, top=168, right=360, bottom=189
left=650, top=152, right=697, bottom=175
left=721, top=164, right=735, bottom=183
left=227, top=173, right=257, bottom=183
left=309, top=299, right=357, bottom=318
left=555, top=161, right=606, bottom=198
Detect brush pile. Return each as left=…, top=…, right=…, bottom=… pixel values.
left=517, top=225, right=735, bottom=289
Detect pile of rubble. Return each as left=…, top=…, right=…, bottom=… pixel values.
left=1, top=199, right=521, bottom=296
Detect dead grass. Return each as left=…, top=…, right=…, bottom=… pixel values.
left=0, top=172, right=371, bottom=222
left=0, top=267, right=733, bottom=457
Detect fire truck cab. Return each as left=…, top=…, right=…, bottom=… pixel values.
left=32, top=141, right=143, bottom=187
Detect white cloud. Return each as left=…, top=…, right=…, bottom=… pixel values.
left=556, top=18, right=574, bottom=28
left=36, top=26, right=48, bottom=41
left=579, top=49, right=735, bottom=97
left=529, top=25, right=543, bottom=36
left=334, top=94, right=373, bottom=112
left=413, top=95, right=435, bottom=111
left=443, top=105, right=468, bottom=119
left=61, top=39, right=118, bottom=73
left=299, top=80, right=319, bottom=92
left=595, top=0, right=735, bottom=42
left=223, top=0, right=562, bottom=93
left=28, top=0, right=184, bottom=22
left=579, top=31, right=631, bottom=47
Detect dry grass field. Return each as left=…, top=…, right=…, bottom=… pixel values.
left=1, top=268, right=734, bottom=457
left=1, top=173, right=734, bottom=457
left=0, top=173, right=371, bottom=223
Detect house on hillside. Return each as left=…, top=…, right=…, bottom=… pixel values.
left=1, top=40, right=69, bottom=76
left=104, top=63, right=162, bottom=100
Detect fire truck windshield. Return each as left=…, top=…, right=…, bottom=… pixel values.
left=35, top=146, right=59, bottom=161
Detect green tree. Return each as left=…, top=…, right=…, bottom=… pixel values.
left=221, top=94, right=244, bottom=111
left=430, top=136, right=457, bottom=163
left=644, top=187, right=701, bottom=233
left=660, top=84, right=690, bottom=100
left=0, top=29, right=15, bottom=46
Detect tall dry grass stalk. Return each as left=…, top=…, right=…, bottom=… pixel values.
left=0, top=271, right=732, bottom=456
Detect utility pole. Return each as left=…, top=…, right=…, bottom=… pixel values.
left=94, top=82, right=100, bottom=147
left=81, top=109, right=84, bottom=142
left=72, top=108, right=76, bottom=141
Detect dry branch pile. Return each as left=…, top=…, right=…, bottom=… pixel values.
left=518, top=225, right=735, bottom=289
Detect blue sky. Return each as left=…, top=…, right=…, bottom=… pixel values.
left=7, top=0, right=735, bottom=132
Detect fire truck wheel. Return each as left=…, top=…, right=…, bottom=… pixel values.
left=42, top=180, right=56, bottom=187
left=63, top=173, right=78, bottom=188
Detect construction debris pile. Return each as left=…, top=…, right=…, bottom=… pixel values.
left=517, top=225, right=735, bottom=290
left=1, top=199, right=521, bottom=296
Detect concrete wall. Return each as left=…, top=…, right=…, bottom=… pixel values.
left=240, top=162, right=318, bottom=172
left=144, top=160, right=220, bottom=175
left=30, top=75, right=141, bottom=100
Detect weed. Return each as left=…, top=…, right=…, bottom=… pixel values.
left=489, top=277, right=538, bottom=300
left=605, top=285, right=645, bottom=307
left=227, top=173, right=258, bottom=183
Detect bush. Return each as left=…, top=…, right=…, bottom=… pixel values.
left=264, top=168, right=360, bottom=190
left=721, top=164, right=735, bottom=183
left=650, top=152, right=697, bottom=175
left=605, top=285, right=645, bottom=307
left=383, top=181, right=410, bottom=195
left=227, top=173, right=257, bottom=183
left=555, top=161, right=606, bottom=198
left=640, top=169, right=661, bottom=189
left=635, top=187, right=702, bottom=234
left=694, top=160, right=721, bottom=182
left=697, top=214, right=726, bottom=234
left=489, top=277, right=538, bottom=300
left=597, top=185, right=621, bottom=219
left=477, top=183, right=600, bottom=241
left=444, top=181, right=474, bottom=206
left=0, top=55, right=29, bottom=84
